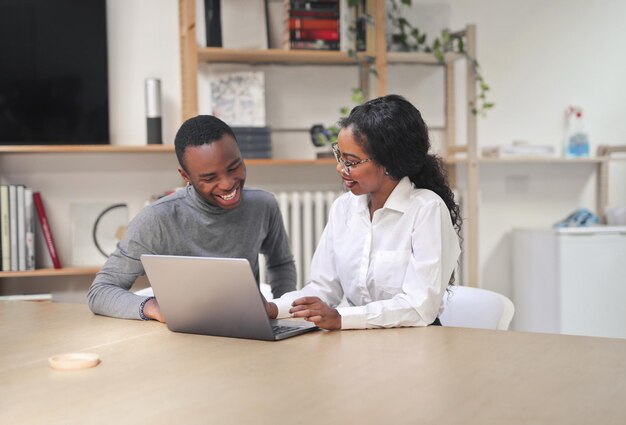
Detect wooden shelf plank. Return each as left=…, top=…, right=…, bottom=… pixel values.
left=478, top=157, right=607, bottom=164
left=197, top=48, right=371, bottom=65
left=196, top=48, right=464, bottom=66
left=0, top=267, right=100, bottom=278
left=387, top=51, right=464, bottom=65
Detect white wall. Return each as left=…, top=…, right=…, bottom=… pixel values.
left=418, top=0, right=626, bottom=296
left=106, top=0, right=181, bottom=146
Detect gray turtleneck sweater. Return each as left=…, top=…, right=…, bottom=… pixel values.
left=87, top=185, right=296, bottom=320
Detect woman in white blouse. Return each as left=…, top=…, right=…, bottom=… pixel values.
left=265, top=94, right=462, bottom=330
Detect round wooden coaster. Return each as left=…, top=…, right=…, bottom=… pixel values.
left=48, top=353, right=100, bottom=370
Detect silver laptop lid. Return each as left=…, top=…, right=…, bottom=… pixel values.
left=140, top=255, right=315, bottom=341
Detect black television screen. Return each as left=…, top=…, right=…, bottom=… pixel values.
left=0, top=0, right=109, bottom=145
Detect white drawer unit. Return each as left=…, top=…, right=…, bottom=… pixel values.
left=513, top=227, right=626, bottom=338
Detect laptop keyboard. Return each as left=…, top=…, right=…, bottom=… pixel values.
left=272, top=325, right=296, bottom=335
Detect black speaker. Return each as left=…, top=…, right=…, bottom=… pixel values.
left=145, top=78, right=162, bottom=144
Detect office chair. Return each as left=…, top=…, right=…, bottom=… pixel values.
left=439, top=285, right=515, bottom=330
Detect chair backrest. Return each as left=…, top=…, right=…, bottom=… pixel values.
left=439, top=286, right=515, bottom=330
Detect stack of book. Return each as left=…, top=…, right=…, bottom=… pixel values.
left=289, top=0, right=341, bottom=50
left=0, top=185, right=61, bottom=271
left=232, top=127, right=272, bottom=159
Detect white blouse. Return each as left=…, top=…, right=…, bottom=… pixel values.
left=274, top=177, right=461, bottom=329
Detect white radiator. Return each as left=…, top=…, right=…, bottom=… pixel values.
left=260, top=190, right=341, bottom=290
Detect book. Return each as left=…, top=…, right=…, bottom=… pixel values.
left=33, top=192, right=62, bottom=269
left=232, top=131, right=272, bottom=151
left=482, top=144, right=556, bottom=158
left=203, top=0, right=222, bottom=47
left=290, top=1, right=339, bottom=11
left=240, top=150, right=272, bottom=159
left=290, top=29, right=339, bottom=41
left=0, top=293, right=52, bottom=302
left=0, top=185, right=9, bottom=271
left=355, top=0, right=368, bottom=51
left=289, top=18, right=339, bottom=30
left=339, top=0, right=349, bottom=51
left=24, top=188, right=35, bottom=270
left=195, top=0, right=207, bottom=47
left=209, top=71, right=266, bottom=127
left=266, top=0, right=285, bottom=49
left=289, top=9, right=339, bottom=18
left=16, top=185, right=26, bottom=271
left=8, top=185, right=18, bottom=271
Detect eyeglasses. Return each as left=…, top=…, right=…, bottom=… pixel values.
left=331, top=143, right=372, bottom=176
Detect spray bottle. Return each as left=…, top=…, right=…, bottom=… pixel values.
left=564, top=106, right=590, bottom=157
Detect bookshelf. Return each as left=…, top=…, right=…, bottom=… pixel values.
left=178, top=0, right=484, bottom=284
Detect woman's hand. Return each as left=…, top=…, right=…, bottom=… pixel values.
left=289, top=297, right=341, bottom=330
left=142, top=298, right=166, bottom=323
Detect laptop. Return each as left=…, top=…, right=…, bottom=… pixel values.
left=140, top=254, right=317, bottom=341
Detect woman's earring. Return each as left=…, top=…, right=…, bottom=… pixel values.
left=186, top=181, right=190, bottom=187
left=384, top=169, right=390, bottom=176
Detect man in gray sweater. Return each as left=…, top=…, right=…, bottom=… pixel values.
left=87, top=116, right=296, bottom=322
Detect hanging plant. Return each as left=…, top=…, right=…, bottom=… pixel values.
left=387, top=0, right=494, bottom=116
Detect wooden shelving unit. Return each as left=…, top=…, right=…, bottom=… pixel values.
left=177, top=0, right=482, bottom=285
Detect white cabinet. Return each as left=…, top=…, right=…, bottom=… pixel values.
left=513, top=227, right=626, bottom=339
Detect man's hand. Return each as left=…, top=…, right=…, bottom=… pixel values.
left=261, top=294, right=278, bottom=319
left=289, top=297, right=341, bottom=330
left=142, top=298, right=166, bottom=323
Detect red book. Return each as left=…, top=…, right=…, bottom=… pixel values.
left=291, top=29, right=339, bottom=41
left=33, top=192, right=62, bottom=269
left=289, top=18, right=339, bottom=30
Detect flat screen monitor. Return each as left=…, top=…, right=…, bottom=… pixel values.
left=0, top=0, right=109, bottom=145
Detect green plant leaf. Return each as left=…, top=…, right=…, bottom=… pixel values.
left=434, top=49, right=444, bottom=63
left=441, top=30, right=450, bottom=46
left=392, top=34, right=407, bottom=44
left=351, top=88, right=365, bottom=104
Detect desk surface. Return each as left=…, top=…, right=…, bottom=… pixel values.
left=1, top=301, right=626, bottom=425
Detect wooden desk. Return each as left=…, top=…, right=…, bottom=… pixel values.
left=1, top=301, right=625, bottom=424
